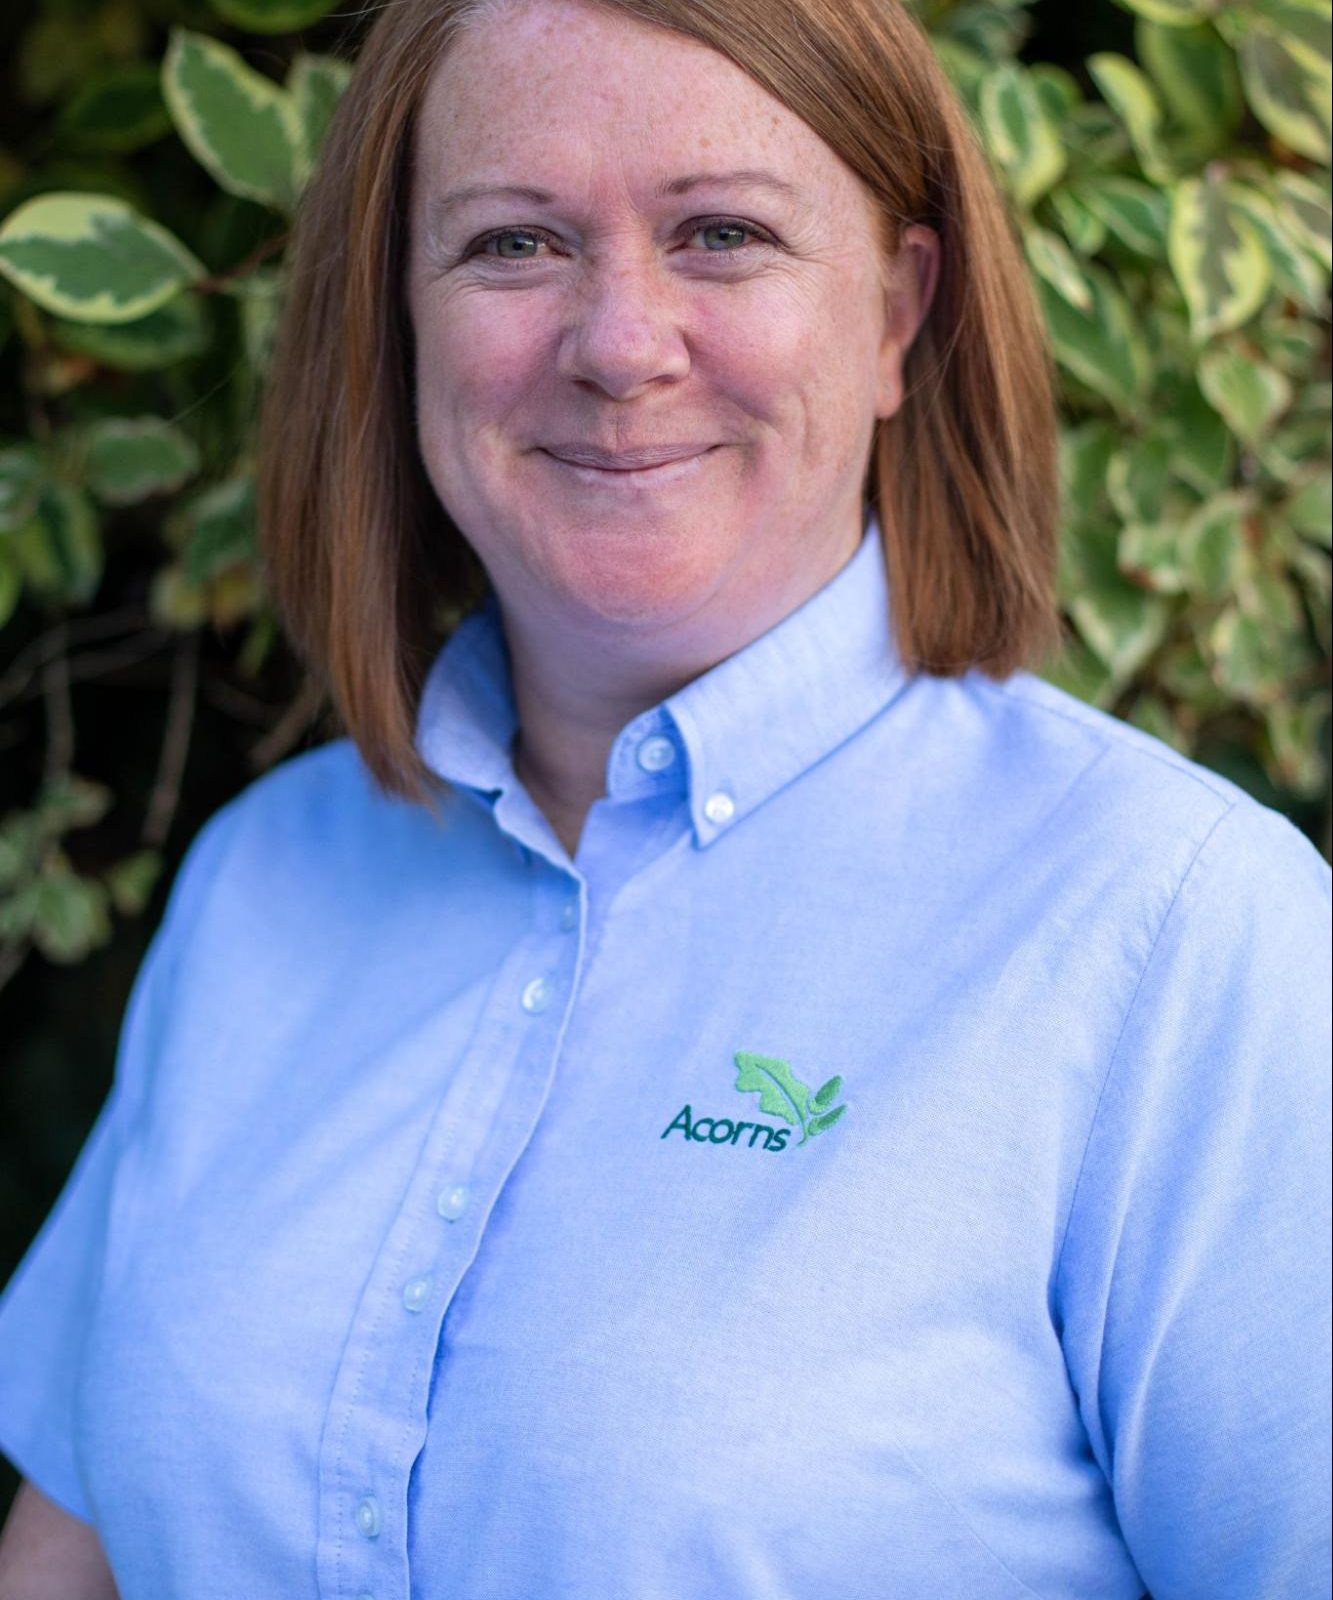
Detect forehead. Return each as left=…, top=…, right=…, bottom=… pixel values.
left=411, top=0, right=855, bottom=208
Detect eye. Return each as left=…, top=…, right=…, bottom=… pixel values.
left=469, top=227, right=555, bottom=263
left=459, top=215, right=776, bottom=269
left=686, top=217, right=772, bottom=252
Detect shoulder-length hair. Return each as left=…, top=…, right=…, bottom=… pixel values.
left=257, top=0, right=1061, bottom=814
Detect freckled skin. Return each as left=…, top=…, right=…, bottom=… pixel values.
left=402, top=0, right=936, bottom=844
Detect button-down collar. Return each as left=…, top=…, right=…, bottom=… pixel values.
left=415, top=513, right=907, bottom=849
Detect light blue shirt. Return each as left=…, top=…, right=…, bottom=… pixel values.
left=1, top=515, right=1329, bottom=1600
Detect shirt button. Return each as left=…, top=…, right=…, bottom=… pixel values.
left=402, top=1274, right=434, bottom=1313
left=437, top=1184, right=469, bottom=1220
left=559, top=898, right=578, bottom=932
left=521, top=976, right=553, bottom=1013
left=355, top=1496, right=381, bottom=1539
left=703, top=791, right=735, bottom=826
left=636, top=734, right=676, bottom=773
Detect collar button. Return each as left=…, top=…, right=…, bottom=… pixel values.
left=636, top=734, right=677, bottom=773
left=703, top=791, right=735, bottom=826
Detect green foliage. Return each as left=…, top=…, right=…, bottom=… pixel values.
left=0, top=0, right=1329, bottom=1010
left=945, top=0, right=1332, bottom=841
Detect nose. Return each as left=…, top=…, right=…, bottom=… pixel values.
left=555, top=249, right=691, bottom=400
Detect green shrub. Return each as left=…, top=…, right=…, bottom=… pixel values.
left=0, top=0, right=1328, bottom=990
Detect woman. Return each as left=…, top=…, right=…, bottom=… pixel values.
left=0, top=0, right=1328, bottom=1595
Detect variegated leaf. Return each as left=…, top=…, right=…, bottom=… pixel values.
left=1198, top=345, right=1293, bottom=444
left=1220, top=3, right=1333, bottom=163
left=1168, top=174, right=1272, bottom=341
left=163, top=29, right=304, bottom=213
left=49, top=293, right=210, bottom=372
left=1273, top=170, right=1332, bottom=272
left=1282, top=467, right=1332, bottom=545
left=1073, top=175, right=1169, bottom=256
left=1023, top=225, right=1092, bottom=309
left=1088, top=52, right=1174, bottom=182
left=0, top=192, right=204, bottom=323
left=29, top=860, right=113, bottom=964
left=1107, top=434, right=1173, bottom=523
left=1226, top=182, right=1328, bottom=314
left=1048, top=188, right=1108, bottom=255
left=1263, top=693, right=1332, bottom=797
left=1038, top=265, right=1151, bottom=416
left=12, top=481, right=102, bottom=605
left=1071, top=582, right=1172, bottom=681
left=979, top=65, right=1066, bottom=209
left=1209, top=591, right=1310, bottom=706
left=1118, top=520, right=1189, bottom=593
left=74, top=416, right=201, bottom=506
left=288, top=53, right=353, bottom=187
left=1136, top=19, right=1243, bottom=141
left=1180, top=491, right=1250, bottom=599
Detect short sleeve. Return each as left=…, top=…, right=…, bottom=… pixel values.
left=1053, top=799, right=1333, bottom=1599
left=0, top=804, right=237, bottom=1524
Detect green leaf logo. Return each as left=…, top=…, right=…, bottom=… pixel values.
left=733, top=1052, right=849, bottom=1146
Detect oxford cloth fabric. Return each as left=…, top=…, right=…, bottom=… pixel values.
left=0, top=515, right=1329, bottom=1600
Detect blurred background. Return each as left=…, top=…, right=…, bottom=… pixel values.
left=0, top=0, right=1329, bottom=1520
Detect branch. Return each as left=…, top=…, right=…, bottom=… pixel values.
left=247, top=676, right=326, bottom=773
left=41, top=621, right=74, bottom=786
left=194, top=232, right=290, bottom=295
left=0, top=603, right=151, bottom=711
left=142, top=632, right=199, bottom=850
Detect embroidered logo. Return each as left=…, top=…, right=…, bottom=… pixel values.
left=660, top=1051, right=849, bottom=1153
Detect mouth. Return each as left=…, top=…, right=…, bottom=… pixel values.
left=538, top=444, right=721, bottom=488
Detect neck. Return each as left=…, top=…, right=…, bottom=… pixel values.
left=501, top=511, right=867, bottom=859
left=508, top=628, right=698, bottom=859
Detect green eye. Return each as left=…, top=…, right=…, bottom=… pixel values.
left=698, top=222, right=751, bottom=250
left=466, top=217, right=770, bottom=267
left=490, top=231, right=542, bottom=258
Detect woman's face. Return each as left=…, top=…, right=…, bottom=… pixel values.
left=404, top=0, right=934, bottom=651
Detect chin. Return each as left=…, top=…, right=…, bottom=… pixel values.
left=535, top=520, right=741, bottom=624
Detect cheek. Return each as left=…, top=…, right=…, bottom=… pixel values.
left=702, top=282, right=880, bottom=451
left=413, top=292, right=550, bottom=433
left=637, top=290, right=803, bottom=453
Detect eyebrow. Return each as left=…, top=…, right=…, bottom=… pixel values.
left=424, top=169, right=803, bottom=231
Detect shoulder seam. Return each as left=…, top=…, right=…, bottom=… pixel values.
left=992, top=678, right=1237, bottom=808
left=1050, top=796, right=1240, bottom=1296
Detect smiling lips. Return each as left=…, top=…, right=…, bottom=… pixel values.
left=541, top=443, right=716, bottom=471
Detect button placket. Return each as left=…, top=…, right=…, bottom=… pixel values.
left=322, top=915, right=580, bottom=1600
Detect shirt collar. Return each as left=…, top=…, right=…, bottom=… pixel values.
left=414, top=512, right=908, bottom=849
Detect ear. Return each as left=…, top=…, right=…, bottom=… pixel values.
left=875, top=223, right=941, bottom=420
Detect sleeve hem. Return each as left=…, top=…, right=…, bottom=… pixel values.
left=0, top=1429, right=94, bottom=1526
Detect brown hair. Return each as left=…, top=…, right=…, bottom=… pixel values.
left=257, top=0, right=1061, bottom=815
